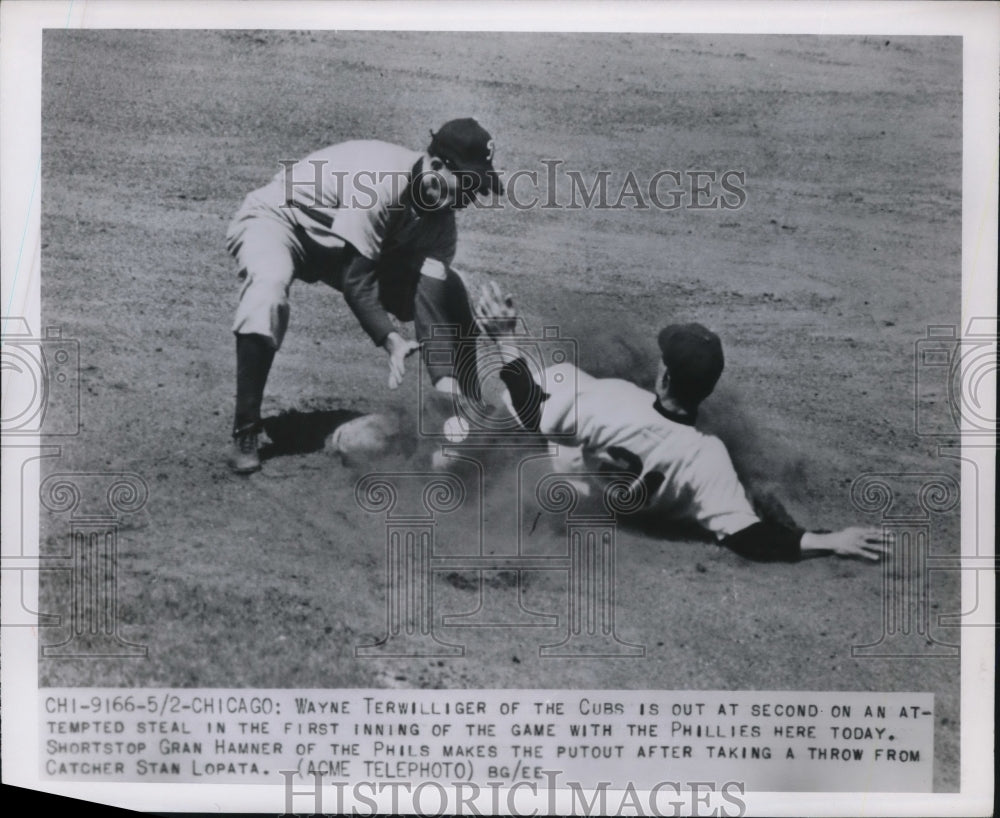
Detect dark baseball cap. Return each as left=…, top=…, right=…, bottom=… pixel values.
left=428, top=118, right=503, bottom=196
left=657, top=323, right=725, bottom=405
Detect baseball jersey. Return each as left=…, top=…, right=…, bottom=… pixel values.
left=253, top=140, right=457, bottom=270
left=538, top=362, right=760, bottom=538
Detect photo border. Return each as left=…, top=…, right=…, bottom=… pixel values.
left=2, top=1, right=995, bottom=815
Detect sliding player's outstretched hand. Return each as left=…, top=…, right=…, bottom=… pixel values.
left=474, top=280, right=517, bottom=339
left=803, top=527, right=889, bottom=561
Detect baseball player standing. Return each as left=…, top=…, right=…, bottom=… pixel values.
left=225, top=119, right=503, bottom=473
left=484, top=307, right=887, bottom=562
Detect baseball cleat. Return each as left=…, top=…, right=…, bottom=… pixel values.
left=228, top=430, right=261, bottom=474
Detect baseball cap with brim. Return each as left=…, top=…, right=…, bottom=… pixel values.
left=429, top=118, right=504, bottom=196
left=657, top=323, right=725, bottom=405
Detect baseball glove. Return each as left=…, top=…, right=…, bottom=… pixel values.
left=473, top=280, right=518, bottom=339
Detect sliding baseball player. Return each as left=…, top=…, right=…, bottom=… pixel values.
left=475, top=286, right=888, bottom=562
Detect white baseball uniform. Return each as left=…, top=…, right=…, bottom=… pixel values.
left=226, top=140, right=457, bottom=348
left=538, top=362, right=761, bottom=538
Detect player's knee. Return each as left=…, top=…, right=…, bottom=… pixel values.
left=242, top=273, right=290, bottom=307
left=233, top=275, right=292, bottom=347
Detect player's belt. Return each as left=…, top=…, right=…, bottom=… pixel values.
left=292, top=203, right=335, bottom=229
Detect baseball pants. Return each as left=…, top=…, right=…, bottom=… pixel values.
left=226, top=197, right=479, bottom=393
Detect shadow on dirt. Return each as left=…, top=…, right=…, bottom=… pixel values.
left=621, top=513, right=712, bottom=545
left=260, top=408, right=363, bottom=460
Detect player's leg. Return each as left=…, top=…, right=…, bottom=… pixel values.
left=226, top=213, right=301, bottom=473
left=412, top=265, right=482, bottom=404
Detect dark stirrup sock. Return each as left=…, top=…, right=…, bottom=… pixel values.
left=233, top=333, right=276, bottom=435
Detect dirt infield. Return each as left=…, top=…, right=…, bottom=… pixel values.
left=39, top=31, right=961, bottom=789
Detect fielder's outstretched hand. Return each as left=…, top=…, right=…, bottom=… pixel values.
left=474, top=280, right=517, bottom=339
left=801, top=527, right=889, bottom=561
left=383, top=331, right=420, bottom=389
